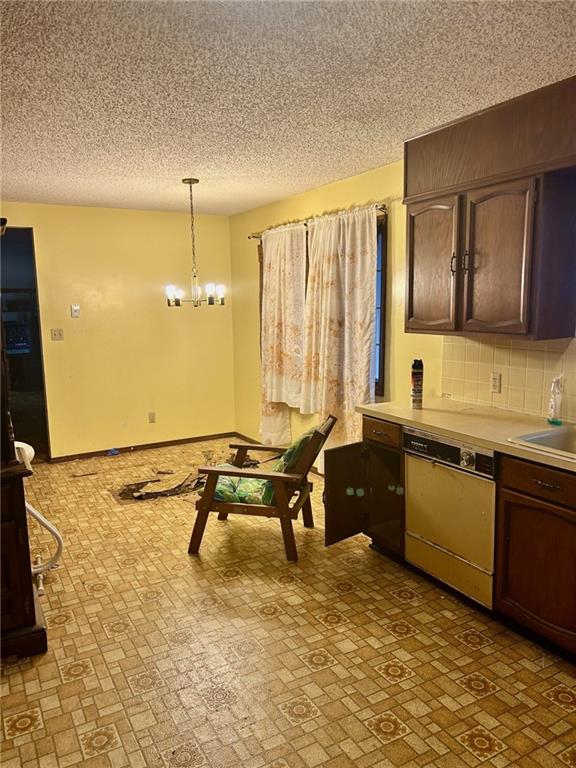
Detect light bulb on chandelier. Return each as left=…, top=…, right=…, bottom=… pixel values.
left=165, top=178, right=226, bottom=307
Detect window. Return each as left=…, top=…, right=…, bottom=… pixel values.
left=258, top=213, right=387, bottom=394
left=374, top=215, right=387, bottom=397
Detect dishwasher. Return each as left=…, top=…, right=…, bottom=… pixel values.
left=403, top=427, right=496, bottom=608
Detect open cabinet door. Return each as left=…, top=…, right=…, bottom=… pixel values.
left=366, top=443, right=405, bottom=557
left=324, top=442, right=367, bottom=546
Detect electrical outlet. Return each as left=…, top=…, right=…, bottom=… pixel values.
left=490, top=372, right=502, bottom=394
left=148, top=412, right=156, bottom=424
left=50, top=328, right=64, bottom=341
left=70, top=304, right=80, bottom=318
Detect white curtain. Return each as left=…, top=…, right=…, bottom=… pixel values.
left=260, top=223, right=307, bottom=444
left=301, top=207, right=377, bottom=453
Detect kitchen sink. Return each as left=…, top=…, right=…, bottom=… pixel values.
left=508, top=425, right=576, bottom=461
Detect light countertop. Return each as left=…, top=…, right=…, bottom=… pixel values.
left=357, top=398, right=576, bottom=473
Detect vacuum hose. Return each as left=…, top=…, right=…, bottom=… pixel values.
left=15, top=441, right=64, bottom=594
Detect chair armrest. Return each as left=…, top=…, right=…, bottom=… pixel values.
left=228, top=442, right=286, bottom=452
left=198, top=465, right=301, bottom=483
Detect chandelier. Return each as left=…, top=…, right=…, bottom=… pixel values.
left=165, top=178, right=225, bottom=307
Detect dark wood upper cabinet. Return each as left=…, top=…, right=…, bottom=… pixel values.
left=529, top=168, right=576, bottom=340
left=463, top=178, right=535, bottom=334
left=404, top=170, right=576, bottom=339
left=403, top=78, right=576, bottom=339
left=406, top=197, right=459, bottom=332
left=404, top=76, right=576, bottom=201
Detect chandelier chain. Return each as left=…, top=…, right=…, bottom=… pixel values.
left=189, top=181, right=197, bottom=278
left=164, top=177, right=224, bottom=307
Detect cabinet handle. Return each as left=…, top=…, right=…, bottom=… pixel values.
left=462, top=250, right=470, bottom=273
left=450, top=252, right=457, bottom=275
left=534, top=478, right=562, bottom=492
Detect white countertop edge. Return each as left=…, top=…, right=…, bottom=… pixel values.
left=357, top=399, right=576, bottom=473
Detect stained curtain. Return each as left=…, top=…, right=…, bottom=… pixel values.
left=301, top=207, right=377, bottom=454
left=260, top=223, right=307, bottom=444
left=260, top=207, right=377, bottom=460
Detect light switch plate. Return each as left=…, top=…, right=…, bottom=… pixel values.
left=70, top=304, right=80, bottom=318
left=50, top=328, right=64, bottom=341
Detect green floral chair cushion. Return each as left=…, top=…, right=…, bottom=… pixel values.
left=212, top=464, right=269, bottom=504
left=211, top=426, right=318, bottom=506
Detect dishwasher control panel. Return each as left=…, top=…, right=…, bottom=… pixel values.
left=402, top=427, right=494, bottom=478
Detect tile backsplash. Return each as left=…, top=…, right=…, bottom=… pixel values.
left=441, top=336, right=576, bottom=422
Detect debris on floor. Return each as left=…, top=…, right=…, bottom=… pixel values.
left=118, top=469, right=204, bottom=500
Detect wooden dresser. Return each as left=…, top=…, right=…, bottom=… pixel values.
left=1, top=326, right=47, bottom=657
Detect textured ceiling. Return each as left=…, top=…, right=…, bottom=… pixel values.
left=1, top=1, right=576, bottom=215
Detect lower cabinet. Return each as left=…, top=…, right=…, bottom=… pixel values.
left=1, top=474, right=35, bottom=632
left=323, top=418, right=575, bottom=658
left=1, top=465, right=48, bottom=657
left=495, top=457, right=576, bottom=655
left=324, top=438, right=404, bottom=559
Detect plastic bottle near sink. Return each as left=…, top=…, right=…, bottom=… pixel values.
left=547, top=375, right=563, bottom=425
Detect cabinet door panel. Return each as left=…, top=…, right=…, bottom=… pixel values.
left=1, top=479, right=35, bottom=633
left=1, top=521, right=29, bottom=631
left=324, top=443, right=367, bottom=546
left=366, top=443, right=404, bottom=557
left=495, top=489, right=576, bottom=654
left=464, top=178, right=535, bottom=333
left=406, top=196, right=460, bottom=331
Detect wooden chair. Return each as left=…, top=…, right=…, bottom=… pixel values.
left=188, top=415, right=337, bottom=562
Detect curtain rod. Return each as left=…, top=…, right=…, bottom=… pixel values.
left=248, top=201, right=387, bottom=241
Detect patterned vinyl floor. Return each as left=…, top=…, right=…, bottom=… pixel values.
left=1, top=438, right=575, bottom=768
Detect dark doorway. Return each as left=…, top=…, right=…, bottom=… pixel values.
left=1, top=228, right=50, bottom=459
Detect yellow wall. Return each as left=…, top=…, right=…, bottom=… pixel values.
left=229, top=160, right=443, bottom=440
left=3, top=158, right=442, bottom=454
left=1, top=202, right=235, bottom=457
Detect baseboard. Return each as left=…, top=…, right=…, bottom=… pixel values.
left=233, top=433, right=260, bottom=444
left=49, top=432, right=256, bottom=463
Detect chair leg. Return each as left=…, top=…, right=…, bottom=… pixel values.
left=217, top=511, right=229, bottom=521
left=302, top=497, right=314, bottom=528
left=188, top=509, right=209, bottom=554
left=188, top=475, right=217, bottom=555
left=279, top=514, right=298, bottom=562
left=272, top=479, right=298, bottom=562
left=233, top=446, right=249, bottom=467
